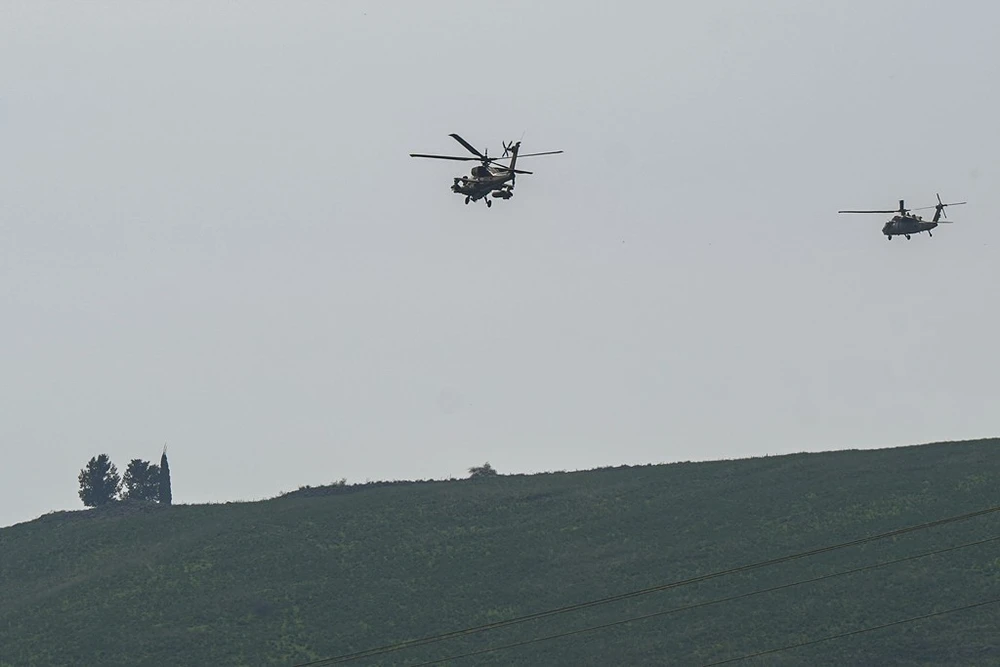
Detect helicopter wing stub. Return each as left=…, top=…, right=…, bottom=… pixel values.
left=409, top=153, right=479, bottom=161
left=448, top=134, right=486, bottom=159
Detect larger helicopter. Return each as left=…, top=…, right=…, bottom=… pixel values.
left=839, top=194, right=966, bottom=240
left=410, top=134, right=563, bottom=208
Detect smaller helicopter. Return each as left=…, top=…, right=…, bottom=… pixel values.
left=839, top=194, right=966, bottom=240
left=410, top=134, right=563, bottom=208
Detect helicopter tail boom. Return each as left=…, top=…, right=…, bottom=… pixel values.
left=506, top=141, right=520, bottom=173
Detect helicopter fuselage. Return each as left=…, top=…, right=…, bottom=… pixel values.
left=882, top=215, right=937, bottom=239
left=450, top=167, right=514, bottom=203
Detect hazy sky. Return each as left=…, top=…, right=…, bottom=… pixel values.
left=2, top=1, right=999, bottom=528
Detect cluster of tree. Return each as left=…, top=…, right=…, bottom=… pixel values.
left=468, top=462, right=498, bottom=478
left=78, top=450, right=172, bottom=508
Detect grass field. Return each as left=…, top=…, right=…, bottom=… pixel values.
left=2, top=438, right=999, bottom=666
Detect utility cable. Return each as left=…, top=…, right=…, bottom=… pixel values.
left=406, top=534, right=1000, bottom=666
left=700, top=596, right=1000, bottom=666
left=295, top=504, right=1000, bottom=666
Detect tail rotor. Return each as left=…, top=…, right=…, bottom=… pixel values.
left=935, top=192, right=966, bottom=220
left=914, top=193, right=968, bottom=223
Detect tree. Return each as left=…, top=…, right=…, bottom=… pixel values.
left=159, top=447, right=172, bottom=505
left=468, top=462, right=498, bottom=479
left=122, top=459, right=161, bottom=501
left=78, top=454, right=122, bottom=507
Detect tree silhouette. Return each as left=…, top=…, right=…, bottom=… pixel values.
left=122, top=459, right=161, bottom=501
left=78, top=454, right=122, bottom=507
left=468, top=462, right=498, bottom=479
left=159, top=447, right=172, bottom=505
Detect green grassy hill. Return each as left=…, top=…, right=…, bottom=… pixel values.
left=2, top=439, right=999, bottom=666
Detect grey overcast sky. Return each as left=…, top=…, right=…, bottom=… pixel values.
left=2, top=1, right=999, bottom=528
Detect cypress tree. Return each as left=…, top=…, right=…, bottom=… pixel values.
left=159, top=446, right=172, bottom=505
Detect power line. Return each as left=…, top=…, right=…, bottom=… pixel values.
left=700, top=596, right=1000, bottom=666
left=295, top=504, right=1000, bottom=666
left=406, top=535, right=1000, bottom=666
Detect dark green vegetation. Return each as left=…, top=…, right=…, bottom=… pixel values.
left=2, top=439, right=999, bottom=666
left=159, top=449, right=172, bottom=506
left=122, top=459, right=162, bottom=502
left=77, top=452, right=170, bottom=507
left=77, top=453, right=122, bottom=507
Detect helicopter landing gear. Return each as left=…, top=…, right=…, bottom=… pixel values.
left=905, top=234, right=911, bottom=240
left=928, top=231, right=932, bottom=237
left=486, top=199, right=492, bottom=208
left=887, top=235, right=892, bottom=240
left=464, top=197, right=470, bottom=205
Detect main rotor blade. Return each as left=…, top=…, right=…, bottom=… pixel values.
left=913, top=202, right=967, bottom=211
left=409, top=153, right=479, bottom=161
left=513, top=150, right=564, bottom=158
left=487, top=162, right=533, bottom=174
left=448, top=133, right=485, bottom=158
left=838, top=209, right=898, bottom=214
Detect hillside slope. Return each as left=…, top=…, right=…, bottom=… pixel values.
left=2, top=439, right=999, bottom=666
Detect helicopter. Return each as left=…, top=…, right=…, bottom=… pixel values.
left=409, top=134, right=563, bottom=208
left=839, top=194, right=966, bottom=240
